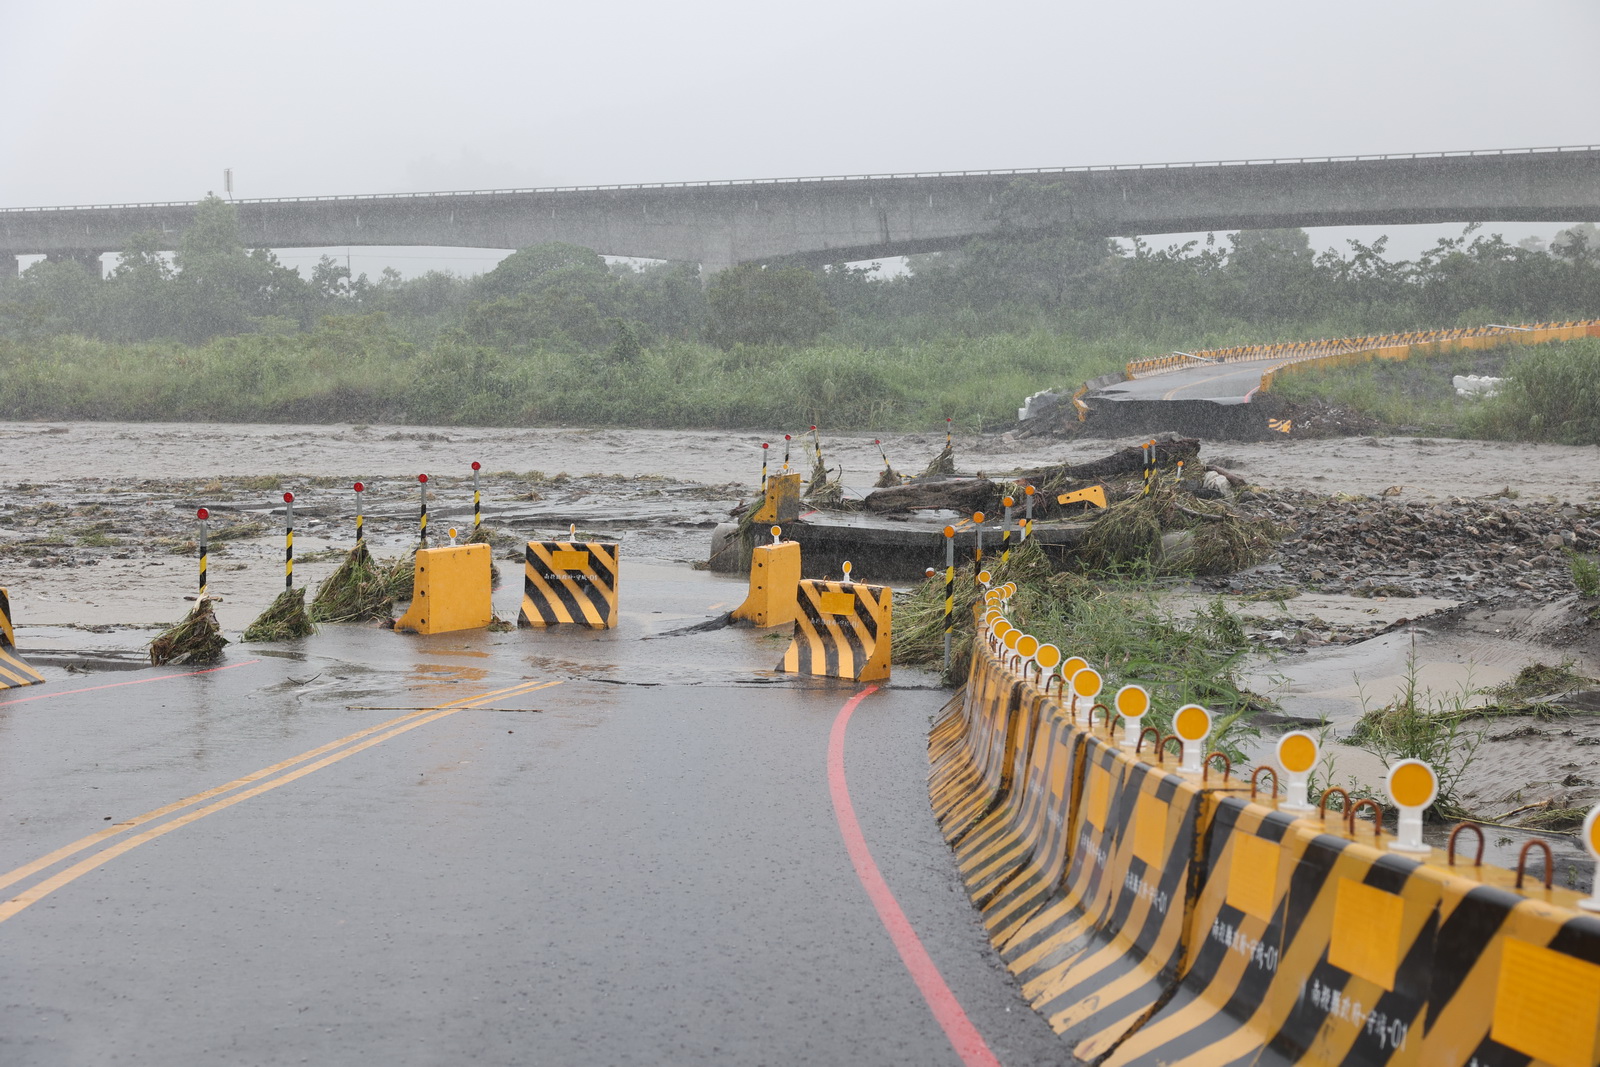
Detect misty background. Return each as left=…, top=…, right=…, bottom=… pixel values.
left=3, top=0, right=1597, bottom=277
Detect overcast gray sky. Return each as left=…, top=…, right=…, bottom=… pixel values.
left=3, top=0, right=1596, bottom=272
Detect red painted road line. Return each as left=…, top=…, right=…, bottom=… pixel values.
left=0, top=659, right=262, bottom=707
left=828, top=686, right=1002, bottom=1067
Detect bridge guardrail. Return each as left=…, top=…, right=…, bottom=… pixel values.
left=5, top=144, right=1598, bottom=214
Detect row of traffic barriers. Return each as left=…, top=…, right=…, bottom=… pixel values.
left=933, top=597, right=1600, bottom=1066
left=1, top=527, right=892, bottom=691
left=1121, top=319, right=1600, bottom=381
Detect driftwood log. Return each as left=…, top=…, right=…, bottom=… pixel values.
left=1015, top=436, right=1201, bottom=486
left=861, top=477, right=995, bottom=514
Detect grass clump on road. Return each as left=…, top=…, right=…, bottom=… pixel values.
left=242, top=587, right=316, bottom=642
left=309, top=544, right=396, bottom=623
left=149, top=598, right=228, bottom=666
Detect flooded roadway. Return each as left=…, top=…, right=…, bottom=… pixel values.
left=0, top=563, right=1065, bottom=1066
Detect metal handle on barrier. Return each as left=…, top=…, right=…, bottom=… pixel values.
left=1318, top=787, right=1351, bottom=819
left=1092, top=703, right=1112, bottom=734
left=1046, top=674, right=1065, bottom=697
left=1135, top=726, right=1161, bottom=754
left=1348, top=798, right=1385, bottom=838
left=1202, top=752, right=1233, bottom=782
left=1251, top=766, right=1279, bottom=799
left=1516, top=839, right=1554, bottom=890
left=1157, top=734, right=1182, bottom=764
left=1447, top=823, right=1485, bottom=867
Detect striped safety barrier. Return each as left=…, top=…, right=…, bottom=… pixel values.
left=776, top=573, right=892, bottom=682
left=519, top=540, right=620, bottom=629
left=0, top=587, right=45, bottom=690
left=934, top=608, right=1600, bottom=1065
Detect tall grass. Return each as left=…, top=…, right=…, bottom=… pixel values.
left=1464, top=337, right=1600, bottom=444
left=0, top=314, right=1491, bottom=432
left=0, top=330, right=1137, bottom=431
left=1270, top=337, right=1600, bottom=444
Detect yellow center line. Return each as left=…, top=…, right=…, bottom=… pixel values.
left=0, top=678, right=562, bottom=910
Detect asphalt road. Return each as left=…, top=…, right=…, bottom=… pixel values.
left=0, top=563, right=1066, bottom=1066
left=1094, top=356, right=1299, bottom=404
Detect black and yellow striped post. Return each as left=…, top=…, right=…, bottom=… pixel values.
left=782, top=433, right=791, bottom=473
left=352, top=481, right=365, bottom=544
left=972, top=511, right=986, bottom=566
left=282, top=492, right=295, bottom=589
left=470, top=461, right=482, bottom=532
left=875, top=438, right=895, bottom=482
left=760, top=442, right=769, bottom=490
left=1023, top=484, right=1035, bottom=535
left=416, top=473, right=429, bottom=547
left=196, top=507, right=210, bottom=599
left=1000, top=496, right=1015, bottom=563
left=1142, top=438, right=1155, bottom=496
left=943, top=524, right=956, bottom=671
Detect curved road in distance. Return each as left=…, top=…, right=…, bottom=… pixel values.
left=1092, top=355, right=1301, bottom=404
left=0, top=563, right=1065, bottom=1067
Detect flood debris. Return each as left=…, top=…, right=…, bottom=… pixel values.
left=242, top=587, right=316, bottom=642
left=308, top=543, right=396, bottom=623
left=149, top=598, right=228, bottom=666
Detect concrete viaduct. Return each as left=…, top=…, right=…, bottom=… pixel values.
left=3, top=145, right=1598, bottom=278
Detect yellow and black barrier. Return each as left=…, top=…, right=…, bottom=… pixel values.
left=930, top=654, right=1022, bottom=842
left=752, top=472, right=801, bottom=524
left=1016, top=736, right=1206, bottom=1058
left=932, top=608, right=1600, bottom=1065
left=394, top=544, right=493, bottom=635
left=965, top=698, right=1084, bottom=942
left=953, top=686, right=1053, bottom=885
left=1099, top=795, right=1305, bottom=1065
left=1417, top=864, right=1600, bottom=1067
left=731, top=532, right=800, bottom=627
left=519, top=540, right=620, bottom=629
left=776, top=576, right=892, bottom=682
left=0, top=588, right=45, bottom=690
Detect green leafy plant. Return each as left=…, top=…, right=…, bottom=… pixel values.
left=1567, top=548, right=1600, bottom=597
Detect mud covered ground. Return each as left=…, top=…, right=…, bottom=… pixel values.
left=4, top=419, right=1599, bottom=879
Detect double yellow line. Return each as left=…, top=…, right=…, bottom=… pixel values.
left=0, top=676, right=562, bottom=926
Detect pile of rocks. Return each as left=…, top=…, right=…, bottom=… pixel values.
left=1221, top=492, right=1599, bottom=602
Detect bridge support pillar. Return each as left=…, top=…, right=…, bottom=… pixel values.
left=44, top=251, right=107, bottom=278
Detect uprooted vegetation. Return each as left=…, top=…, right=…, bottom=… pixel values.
left=892, top=539, right=1271, bottom=757
left=1080, top=479, right=1285, bottom=576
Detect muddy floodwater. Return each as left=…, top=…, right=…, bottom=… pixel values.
left=4, top=419, right=1598, bottom=882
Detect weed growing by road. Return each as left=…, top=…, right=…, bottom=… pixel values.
left=1346, top=651, right=1485, bottom=819
left=1567, top=549, right=1600, bottom=597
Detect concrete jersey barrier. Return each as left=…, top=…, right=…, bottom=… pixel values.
left=932, top=610, right=1600, bottom=1065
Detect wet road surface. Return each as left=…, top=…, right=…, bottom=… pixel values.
left=1, top=564, right=1065, bottom=1066
left=1094, top=356, right=1297, bottom=403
